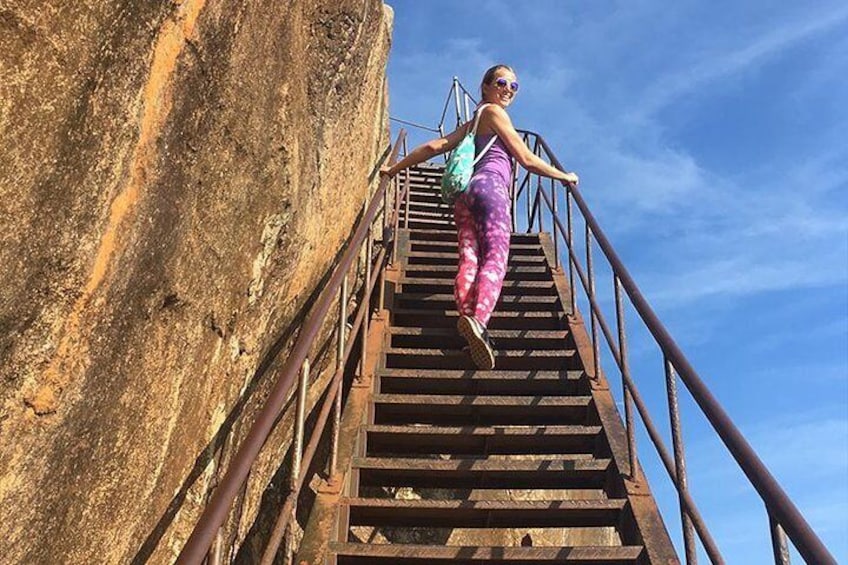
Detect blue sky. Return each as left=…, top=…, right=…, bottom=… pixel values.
left=384, top=1, right=848, bottom=562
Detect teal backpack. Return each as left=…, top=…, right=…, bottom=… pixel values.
left=440, top=104, right=497, bottom=204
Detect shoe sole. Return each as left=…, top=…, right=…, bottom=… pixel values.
left=457, top=316, right=495, bottom=370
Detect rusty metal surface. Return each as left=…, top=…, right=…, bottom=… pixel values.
left=769, top=513, right=791, bottom=565
left=541, top=233, right=679, bottom=564
left=321, top=166, right=671, bottom=563
left=330, top=542, right=645, bottom=563
left=543, top=196, right=721, bottom=564
left=290, top=309, right=389, bottom=565
left=664, top=359, right=697, bottom=564
left=345, top=498, right=628, bottom=528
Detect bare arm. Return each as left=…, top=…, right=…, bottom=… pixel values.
left=381, top=122, right=471, bottom=177
left=484, top=105, right=579, bottom=185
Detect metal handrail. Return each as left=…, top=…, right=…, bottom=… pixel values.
left=514, top=126, right=836, bottom=565
left=389, top=116, right=440, bottom=133
left=175, top=130, right=408, bottom=564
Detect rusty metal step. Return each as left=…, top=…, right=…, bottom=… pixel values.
left=403, top=185, right=440, bottom=196
left=388, top=327, right=570, bottom=351
left=392, top=309, right=563, bottom=330
left=406, top=253, right=547, bottom=267
left=398, top=278, right=557, bottom=296
left=405, top=200, right=453, bottom=213
left=407, top=229, right=540, bottom=245
left=402, top=265, right=550, bottom=280
left=406, top=174, right=441, bottom=183
left=401, top=195, right=447, bottom=205
left=396, top=294, right=559, bottom=312
left=376, top=368, right=585, bottom=396
left=401, top=208, right=455, bottom=220
left=371, top=394, right=592, bottom=426
left=384, top=348, right=579, bottom=371
left=329, top=543, right=645, bottom=564
left=408, top=166, right=444, bottom=176
left=409, top=242, right=544, bottom=256
left=403, top=218, right=457, bottom=230
left=404, top=178, right=440, bottom=188
left=407, top=168, right=444, bottom=178
left=353, top=457, right=612, bottom=490
left=404, top=178, right=441, bottom=187
left=402, top=186, right=441, bottom=197
left=342, top=498, right=627, bottom=529
left=363, top=424, right=601, bottom=456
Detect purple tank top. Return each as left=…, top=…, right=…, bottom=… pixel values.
left=473, top=134, right=513, bottom=187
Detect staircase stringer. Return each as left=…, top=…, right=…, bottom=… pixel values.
left=539, top=231, right=678, bottom=564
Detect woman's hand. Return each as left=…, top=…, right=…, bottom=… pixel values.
left=561, top=171, right=579, bottom=185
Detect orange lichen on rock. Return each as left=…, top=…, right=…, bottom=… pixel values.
left=34, top=0, right=208, bottom=414
left=23, top=386, right=58, bottom=416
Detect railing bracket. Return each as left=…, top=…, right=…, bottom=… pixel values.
left=589, top=377, right=608, bottom=391
left=352, top=374, right=372, bottom=388
left=624, top=476, right=648, bottom=496
left=372, top=308, right=390, bottom=323
left=317, top=475, right=344, bottom=495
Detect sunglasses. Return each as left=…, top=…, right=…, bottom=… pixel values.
left=493, top=77, right=520, bottom=93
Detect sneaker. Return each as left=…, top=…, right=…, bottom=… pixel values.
left=457, top=315, right=496, bottom=370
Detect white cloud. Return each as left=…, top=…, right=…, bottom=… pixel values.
left=624, top=5, right=848, bottom=124
left=643, top=250, right=847, bottom=306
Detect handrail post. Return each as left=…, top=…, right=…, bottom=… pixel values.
left=392, top=174, right=401, bottom=263
left=329, top=275, right=347, bottom=478
left=525, top=136, right=534, bottom=231
left=378, top=260, right=386, bottom=313
left=453, top=76, right=462, bottom=128
left=536, top=174, right=544, bottom=233
left=261, top=358, right=310, bottom=565
left=565, top=185, right=576, bottom=314
left=439, top=124, right=448, bottom=163
left=286, top=359, right=310, bottom=564
left=525, top=171, right=532, bottom=232
left=294, top=359, right=308, bottom=481
left=551, top=177, right=559, bottom=271
left=400, top=137, right=410, bottom=230
left=403, top=167, right=411, bottom=229
left=665, top=358, right=697, bottom=564
left=382, top=175, right=390, bottom=233
left=359, top=229, right=373, bottom=382
left=585, top=225, right=601, bottom=380
left=770, top=513, right=791, bottom=565
left=614, top=276, right=638, bottom=479
left=509, top=158, right=518, bottom=233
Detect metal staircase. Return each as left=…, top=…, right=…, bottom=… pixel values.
left=326, top=163, right=676, bottom=564
left=173, top=119, right=837, bottom=564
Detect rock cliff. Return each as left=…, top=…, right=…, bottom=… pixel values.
left=0, top=0, right=392, bottom=562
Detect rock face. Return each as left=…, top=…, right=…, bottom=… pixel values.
left=0, top=0, right=392, bottom=562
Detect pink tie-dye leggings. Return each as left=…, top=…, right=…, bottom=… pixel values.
left=453, top=173, right=512, bottom=328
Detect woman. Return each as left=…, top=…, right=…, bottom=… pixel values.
left=381, top=65, right=579, bottom=369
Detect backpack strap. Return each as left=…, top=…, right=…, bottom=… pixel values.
left=470, top=103, right=489, bottom=135
left=470, top=103, right=497, bottom=165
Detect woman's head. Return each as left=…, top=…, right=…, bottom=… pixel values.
left=480, top=64, right=519, bottom=108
